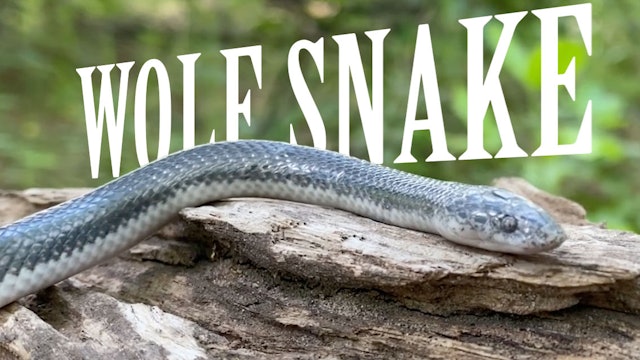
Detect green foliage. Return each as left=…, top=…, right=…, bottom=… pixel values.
left=0, top=0, right=638, bottom=232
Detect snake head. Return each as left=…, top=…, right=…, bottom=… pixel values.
left=436, top=187, right=567, bottom=255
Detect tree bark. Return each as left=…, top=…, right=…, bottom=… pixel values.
left=0, top=179, right=638, bottom=359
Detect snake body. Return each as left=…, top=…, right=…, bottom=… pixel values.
left=0, top=140, right=566, bottom=308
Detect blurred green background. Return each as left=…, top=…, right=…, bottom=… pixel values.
left=0, top=0, right=638, bottom=232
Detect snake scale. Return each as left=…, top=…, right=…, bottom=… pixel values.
left=0, top=140, right=566, bottom=308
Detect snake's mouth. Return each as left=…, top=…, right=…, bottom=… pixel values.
left=492, top=225, right=567, bottom=255
left=435, top=222, right=568, bottom=255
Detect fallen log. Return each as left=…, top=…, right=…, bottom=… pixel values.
left=0, top=178, right=638, bottom=359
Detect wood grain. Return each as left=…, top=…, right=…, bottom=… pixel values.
left=0, top=179, right=638, bottom=359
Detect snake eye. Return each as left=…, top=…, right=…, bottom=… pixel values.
left=500, top=216, right=518, bottom=233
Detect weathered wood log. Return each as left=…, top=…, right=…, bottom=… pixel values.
left=0, top=179, right=638, bottom=359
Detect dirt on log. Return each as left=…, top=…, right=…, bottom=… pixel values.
left=0, top=178, right=638, bottom=359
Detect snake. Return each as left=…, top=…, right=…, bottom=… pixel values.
left=0, top=140, right=566, bottom=308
